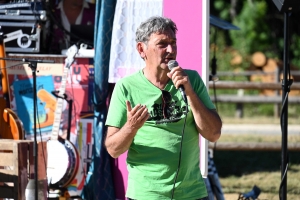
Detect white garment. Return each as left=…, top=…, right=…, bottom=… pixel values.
left=108, top=0, right=163, bottom=83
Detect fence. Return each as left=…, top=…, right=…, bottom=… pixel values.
left=208, top=70, right=300, bottom=118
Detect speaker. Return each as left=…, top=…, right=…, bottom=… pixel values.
left=272, top=0, right=300, bottom=12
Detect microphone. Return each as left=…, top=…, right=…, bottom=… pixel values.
left=167, top=60, right=188, bottom=104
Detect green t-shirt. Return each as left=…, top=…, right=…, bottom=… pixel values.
left=106, top=69, right=215, bottom=200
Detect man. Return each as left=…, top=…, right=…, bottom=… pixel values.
left=105, top=16, right=222, bottom=200
left=49, top=0, right=95, bottom=54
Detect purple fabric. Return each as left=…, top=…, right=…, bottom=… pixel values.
left=49, top=3, right=95, bottom=54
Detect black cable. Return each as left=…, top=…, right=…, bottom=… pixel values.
left=279, top=93, right=287, bottom=200
left=278, top=68, right=292, bottom=200
left=211, top=27, right=219, bottom=151
left=209, top=27, right=218, bottom=82
left=211, top=28, right=217, bottom=77
left=279, top=157, right=289, bottom=200
left=212, top=81, right=219, bottom=152
left=213, top=81, right=218, bottom=113
left=170, top=105, right=189, bottom=200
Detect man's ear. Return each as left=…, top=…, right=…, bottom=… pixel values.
left=136, top=42, right=146, bottom=59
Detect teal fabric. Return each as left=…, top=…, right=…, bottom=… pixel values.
left=82, top=0, right=116, bottom=199
left=106, top=69, right=214, bottom=199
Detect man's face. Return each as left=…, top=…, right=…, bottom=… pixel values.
left=141, top=28, right=177, bottom=70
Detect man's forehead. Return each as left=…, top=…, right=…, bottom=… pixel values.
left=150, top=31, right=176, bottom=40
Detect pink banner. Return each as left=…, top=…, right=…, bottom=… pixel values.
left=163, top=0, right=203, bottom=75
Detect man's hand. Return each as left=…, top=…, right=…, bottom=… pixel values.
left=105, top=101, right=149, bottom=158
left=125, top=100, right=149, bottom=131
left=167, top=66, right=193, bottom=96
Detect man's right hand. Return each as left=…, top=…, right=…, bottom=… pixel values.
left=105, top=101, right=149, bottom=158
left=125, top=100, right=149, bottom=132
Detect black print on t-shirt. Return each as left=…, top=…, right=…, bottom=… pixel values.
left=147, top=100, right=188, bottom=124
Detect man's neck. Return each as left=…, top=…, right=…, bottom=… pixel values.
left=143, top=67, right=169, bottom=90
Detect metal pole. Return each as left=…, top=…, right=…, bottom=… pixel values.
left=30, top=62, right=39, bottom=200
left=280, top=11, right=289, bottom=200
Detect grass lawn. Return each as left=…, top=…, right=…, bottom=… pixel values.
left=215, top=151, right=300, bottom=199
left=223, top=193, right=300, bottom=200
left=212, top=117, right=300, bottom=200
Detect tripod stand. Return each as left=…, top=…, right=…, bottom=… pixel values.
left=272, top=0, right=300, bottom=199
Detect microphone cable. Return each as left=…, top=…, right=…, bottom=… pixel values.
left=170, top=105, right=189, bottom=200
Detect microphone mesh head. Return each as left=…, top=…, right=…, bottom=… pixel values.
left=167, top=60, right=179, bottom=70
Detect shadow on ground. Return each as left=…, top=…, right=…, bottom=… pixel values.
left=213, top=151, right=300, bottom=177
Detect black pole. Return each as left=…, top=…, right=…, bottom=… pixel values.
left=0, top=56, right=54, bottom=199
left=29, top=62, right=39, bottom=200
left=67, top=99, right=73, bottom=141
left=280, top=11, right=290, bottom=200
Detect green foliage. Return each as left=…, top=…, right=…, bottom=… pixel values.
left=209, top=0, right=300, bottom=119
left=214, top=103, right=236, bottom=117
left=243, top=104, right=274, bottom=117
left=211, top=0, right=300, bottom=68
left=229, top=2, right=272, bottom=63
left=213, top=0, right=231, bottom=20
left=290, top=34, right=300, bottom=68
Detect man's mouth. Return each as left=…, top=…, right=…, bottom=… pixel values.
left=164, top=58, right=175, bottom=62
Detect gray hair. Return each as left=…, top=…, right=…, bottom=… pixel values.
left=135, top=16, right=177, bottom=44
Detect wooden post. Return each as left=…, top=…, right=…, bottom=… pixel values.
left=235, top=89, right=244, bottom=118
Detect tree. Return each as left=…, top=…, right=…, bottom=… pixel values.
left=210, top=0, right=300, bottom=70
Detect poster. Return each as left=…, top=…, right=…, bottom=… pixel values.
left=5, top=55, right=94, bottom=142
left=13, top=75, right=55, bottom=136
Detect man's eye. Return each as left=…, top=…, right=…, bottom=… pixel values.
left=158, top=43, right=168, bottom=47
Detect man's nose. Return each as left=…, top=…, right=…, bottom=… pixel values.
left=166, top=44, right=174, bottom=53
